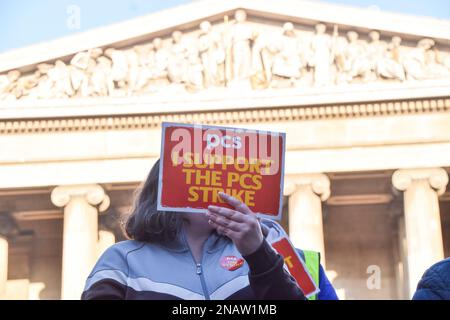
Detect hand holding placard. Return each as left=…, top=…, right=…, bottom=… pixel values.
left=206, top=192, right=264, bottom=256
left=209, top=193, right=319, bottom=298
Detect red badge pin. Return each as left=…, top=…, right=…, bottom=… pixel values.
left=220, top=256, right=244, bottom=271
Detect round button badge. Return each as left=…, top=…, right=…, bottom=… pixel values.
left=220, top=256, right=244, bottom=271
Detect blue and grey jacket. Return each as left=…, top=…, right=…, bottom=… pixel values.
left=82, top=219, right=337, bottom=300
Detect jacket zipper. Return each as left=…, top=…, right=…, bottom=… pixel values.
left=183, top=231, right=211, bottom=300
left=196, top=262, right=211, bottom=300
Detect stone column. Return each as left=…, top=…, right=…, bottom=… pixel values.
left=0, top=213, right=17, bottom=297
left=397, top=215, right=409, bottom=298
left=392, top=168, right=448, bottom=298
left=285, top=174, right=330, bottom=267
left=0, top=234, right=7, bottom=296
left=97, top=229, right=116, bottom=258
left=97, top=208, right=117, bottom=258
left=51, top=184, right=110, bottom=300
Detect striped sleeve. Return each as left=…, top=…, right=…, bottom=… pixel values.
left=81, top=244, right=130, bottom=300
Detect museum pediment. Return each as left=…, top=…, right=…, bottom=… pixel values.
left=1, top=0, right=450, bottom=102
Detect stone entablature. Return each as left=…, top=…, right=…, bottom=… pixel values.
left=0, top=96, right=448, bottom=135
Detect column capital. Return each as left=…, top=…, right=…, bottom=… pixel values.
left=0, top=213, right=18, bottom=238
left=392, top=168, right=449, bottom=195
left=51, top=184, right=110, bottom=210
left=284, top=173, right=330, bottom=201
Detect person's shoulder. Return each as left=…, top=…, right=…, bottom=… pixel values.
left=419, top=258, right=450, bottom=286
left=259, top=218, right=289, bottom=241
left=83, top=241, right=146, bottom=296
left=102, top=239, right=147, bottom=259
left=413, top=258, right=450, bottom=300
left=430, top=258, right=450, bottom=273
left=94, top=240, right=146, bottom=269
left=109, top=239, right=146, bottom=252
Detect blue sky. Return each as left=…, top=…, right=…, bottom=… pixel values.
left=0, top=0, right=449, bottom=53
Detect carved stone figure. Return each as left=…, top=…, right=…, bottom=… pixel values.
left=330, top=25, right=347, bottom=84
left=134, top=44, right=155, bottom=67
left=30, top=61, right=74, bottom=99
left=249, top=29, right=273, bottom=89
left=443, top=53, right=450, bottom=70
left=105, top=48, right=129, bottom=89
left=90, top=56, right=113, bottom=96
left=402, top=38, right=447, bottom=80
left=125, top=49, right=141, bottom=94
left=344, top=31, right=372, bottom=82
left=150, top=37, right=170, bottom=87
left=366, top=31, right=388, bottom=81
left=167, top=31, right=190, bottom=85
left=133, top=44, right=154, bottom=91
left=230, top=10, right=254, bottom=81
left=376, top=36, right=406, bottom=81
left=28, top=64, right=53, bottom=98
left=69, top=48, right=102, bottom=97
left=271, top=22, right=302, bottom=82
left=17, top=70, right=41, bottom=98
left=49, top=60, right=75, bottom=97
left=422, top=40, right=450, bottom=77
left=0, top=70, right=21, bottom=100
left=185, top=52, right=204, bottom=92
left=0, top=73, right=11, bottom=98
left=198, top=21, right=226, bottom=87
left=310, top=23, right=333, bottom=86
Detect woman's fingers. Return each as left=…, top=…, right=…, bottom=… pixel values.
left=208, top=193, right=264, bottom=256
left=218, top=192, right=253, bottom=215
left=208, top=205, right=246, bottom=222
left=208, top=218, right=241, bottom=237
left=206, top=210, right=242, bottom=232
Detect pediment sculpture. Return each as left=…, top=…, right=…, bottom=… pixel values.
left=1, top=10, right=450, bottom=101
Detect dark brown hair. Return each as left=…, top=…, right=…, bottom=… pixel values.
left=125, top=159, right=183, bottom=243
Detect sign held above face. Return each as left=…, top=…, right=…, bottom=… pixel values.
left=157, top=122, right=286, bottom=220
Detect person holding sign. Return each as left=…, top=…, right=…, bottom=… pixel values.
left=81, top=159, right=338, bottom=300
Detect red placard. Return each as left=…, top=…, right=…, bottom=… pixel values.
left=271, top=237, right=319, bottom=297
left=157, top=122, right=285, bottom=219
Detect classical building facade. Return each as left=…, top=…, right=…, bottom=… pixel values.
left=0, top=0, right=449, bottom=299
